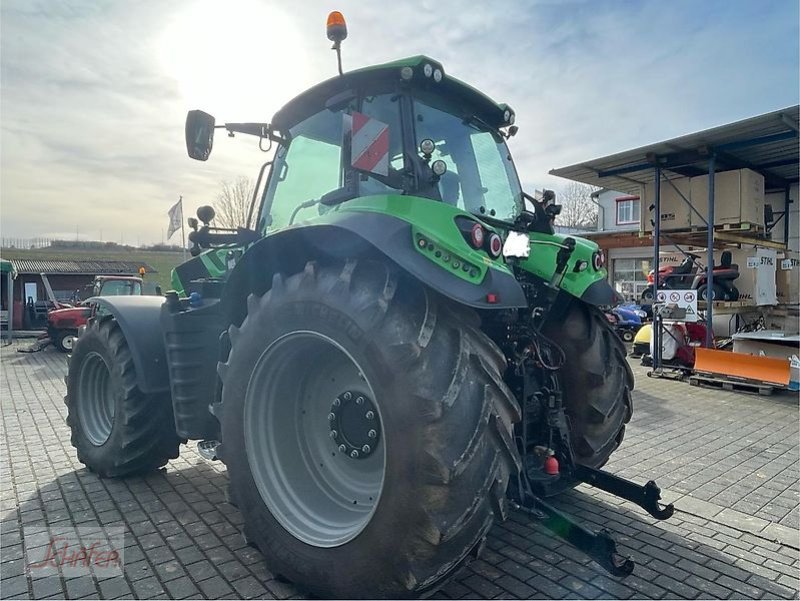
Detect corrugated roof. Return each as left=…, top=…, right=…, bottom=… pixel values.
left=550, top=106, right=799, bottom=195
left=9, top=259, right=155, bottom=275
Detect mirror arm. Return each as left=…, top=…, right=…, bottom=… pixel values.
left=219, top=123, right=288, bottom=145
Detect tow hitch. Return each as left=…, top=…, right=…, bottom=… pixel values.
left=513, top=467, right=673, bottom=577
left=575, top=465, right=675, bottom=520
left=512, top=375, right=675, bottom=577
left=512, top=495, right=635, bottom=576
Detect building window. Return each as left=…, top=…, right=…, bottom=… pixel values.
left=616, top=196, right=640, bottom=225
left=612, top=257, right=652, bottom=301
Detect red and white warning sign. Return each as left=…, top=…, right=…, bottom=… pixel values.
left=346, top=112, right=389, bottom=176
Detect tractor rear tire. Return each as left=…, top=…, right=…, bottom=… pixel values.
left=65, top=317, right=181, bottom=478
left=218, top=260, right=521, bottom=598
left=544, top=301, right=633, bottom=471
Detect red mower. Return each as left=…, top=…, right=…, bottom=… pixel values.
left=641, top=250, right=740, bottom=303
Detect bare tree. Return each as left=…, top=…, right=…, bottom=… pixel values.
left=556, top=181, right=600, bottom=229
left=214, top=176, right=254, bottom=229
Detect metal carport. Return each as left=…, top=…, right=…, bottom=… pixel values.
left=550, top=105, right=799, bottom=361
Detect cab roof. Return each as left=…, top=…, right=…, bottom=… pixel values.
left=271, top=55, right=513, bottom=133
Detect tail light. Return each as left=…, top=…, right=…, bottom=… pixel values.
left=469, top=223, right=485, bottom=249
left=487, top=233, right=503, bottom=258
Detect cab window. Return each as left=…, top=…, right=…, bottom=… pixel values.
left=265, top=108, right=349, bottom=229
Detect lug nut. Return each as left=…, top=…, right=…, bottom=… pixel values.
left=338, top=444, right=347, bottom=453
left=333, top=398, right=341, bottom=407
left=343, top=392, right=352, bottom=401
left=329, top=430, right=337, bottom=439
left=368, top=429, right=377, bottom=438
left=350, top=450, right=359, bottom=458
left=365, top=410, right=375, bottom=420
left=328, top=412, right=336, bottom=421
left=356, top=396, right=364, bottom=405
left=362, top=445, right=371, bottom=453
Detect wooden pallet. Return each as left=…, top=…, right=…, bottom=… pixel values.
left=689, top=373, right=778, bottom=396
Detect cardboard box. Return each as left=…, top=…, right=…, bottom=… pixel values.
left=642, top=177, right=692, bottom=231
left=776, top=250, right=799, bottom=306
left=689, top=168, right=765, bottom=227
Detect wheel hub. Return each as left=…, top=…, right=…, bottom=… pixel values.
left=329, top=390, right=380, bottom=459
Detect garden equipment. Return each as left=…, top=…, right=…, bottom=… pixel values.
left=641, top=250, right=740, bottom=302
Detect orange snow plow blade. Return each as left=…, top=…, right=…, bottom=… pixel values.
left=694, top=348, right=790, bottom=386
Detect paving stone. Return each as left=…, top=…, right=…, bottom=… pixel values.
left=4, top=345, right=800, bottom=600
left=231, top=575, right=268, bottom=599
left=746, top=574, right=797, bottom=599
left=197, top=576, right=235, bottom=599
left=715, top=574, right=765, bottom=599
left=0, top=576, right=29, bottom=598
left=165, top=575, right=200, bottom=599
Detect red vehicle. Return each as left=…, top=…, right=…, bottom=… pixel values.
left=640, top=251, right=740, bottom=303
left=48, top=276, right=142, bottom=352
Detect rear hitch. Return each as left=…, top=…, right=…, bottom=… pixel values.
left=575, top=465, right=675, bottom=520
left=512, top=496, right=635, bottom=577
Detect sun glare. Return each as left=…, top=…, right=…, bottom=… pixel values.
left=158, top=0, right=309, bottom=120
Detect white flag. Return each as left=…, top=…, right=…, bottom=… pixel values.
left=167, top=198, right=183, bottom=239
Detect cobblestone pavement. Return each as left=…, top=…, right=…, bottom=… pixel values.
left=2, top=342, right=798, bottom=599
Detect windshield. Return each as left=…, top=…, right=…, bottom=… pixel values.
left=413, top=97, right=522, bottom=221
left=99, top=280, right=141, bottom=296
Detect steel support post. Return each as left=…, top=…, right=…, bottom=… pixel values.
left=705, top=155, right=716, bottom=348
left=784, top=186, right=791, bottom=247
left=653, top=166, right=661, bottom=369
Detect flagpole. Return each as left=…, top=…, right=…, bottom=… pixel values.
left=179, top=195, right=187, bottom=263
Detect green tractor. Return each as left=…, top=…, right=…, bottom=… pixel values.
left=65, top=14, right=673, bottom=598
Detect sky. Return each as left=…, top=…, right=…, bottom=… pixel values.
left=1, top=0, right=798, bottom=245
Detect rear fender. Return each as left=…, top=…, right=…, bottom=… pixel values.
left=222, top=213, right=528, bottom=326
left=88, top=296, right=170, bottom=394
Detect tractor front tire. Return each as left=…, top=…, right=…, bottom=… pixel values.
left=54, top=329, right=78, bottom=353
left=218, top=260, right=521, bottom=598
left=65, top=317, right=181, bottom=478
left=544, top=301, right=633, bottom=471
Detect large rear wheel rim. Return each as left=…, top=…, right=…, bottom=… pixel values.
left=77, top=351, right=116, bottom=446
left=244, top=331, right=386, bottom=548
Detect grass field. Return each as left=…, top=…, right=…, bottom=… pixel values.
left=0, top=247, right=185, bottom=292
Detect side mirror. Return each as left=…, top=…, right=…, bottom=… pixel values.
left=185, top=110, right=216, bottom=161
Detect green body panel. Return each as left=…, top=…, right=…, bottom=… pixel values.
left=306, top=195, right=608, bottom=297
left=170, top=248, right=235, bottom=296
left=170, top=195, right=607, bottom=301
left=522, top=232, right=608, bottom=297
left=302, top=194, right=510, bottom=281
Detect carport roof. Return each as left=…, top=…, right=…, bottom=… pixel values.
left=550, top=105, right=799, bottom=194
left=9, top=259, right=155, bottom=275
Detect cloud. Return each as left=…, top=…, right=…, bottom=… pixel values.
left=1, top=0, right=797, bottom=244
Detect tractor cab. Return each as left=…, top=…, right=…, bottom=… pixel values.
left=260, top=56, right=522, bottom=229
left=184, top=55, right=561, bottom=247
left=90, top=275, right=143, bottom=298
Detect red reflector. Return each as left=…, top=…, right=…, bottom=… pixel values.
left=486, top=293, right=498, bottom=304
